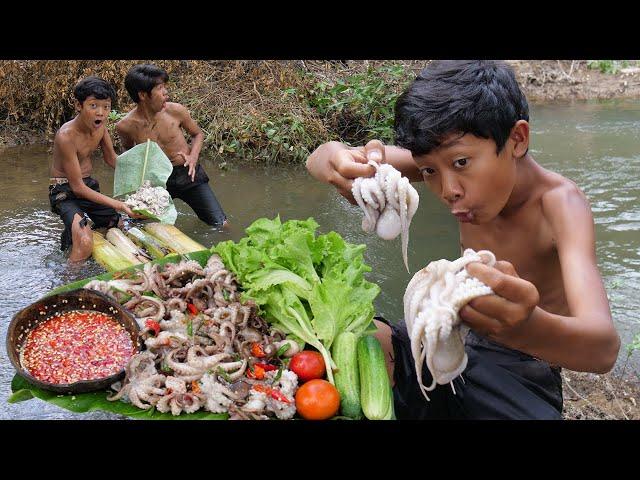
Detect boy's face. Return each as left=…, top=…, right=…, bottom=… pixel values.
left=75, top=95, right=111, bottom=131
left=413, top=132, right=520, bottom=225
left=140, top=80, right=168, bottom=112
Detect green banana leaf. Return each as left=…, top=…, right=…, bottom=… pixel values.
left=114, top=140, right=178, bottom=224
left=9, top=249, right=229, bottom=420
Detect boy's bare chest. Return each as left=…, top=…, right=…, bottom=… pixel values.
left=133, top=115, right=183, bottom=146
left=459, top=210, right=559, bottom=286
left=75, top=135, right=103, bottom=162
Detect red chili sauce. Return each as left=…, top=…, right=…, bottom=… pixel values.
left=21, top=310, right=135, bottom=384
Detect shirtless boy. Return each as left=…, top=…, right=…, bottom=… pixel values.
left=306, top=60, right=620, bottom=419
left=49, top=76, right=139, bottom=262
left=116, top=64, right=227, bottom=227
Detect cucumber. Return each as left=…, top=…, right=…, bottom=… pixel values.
left=332, top=331, right=363, bottom=419
left=357, top=335, right=394, bottom=420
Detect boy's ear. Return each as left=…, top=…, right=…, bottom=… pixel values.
left=74, top=99, right=82, bottom=112
left=510, top=120, right=529, bottom=158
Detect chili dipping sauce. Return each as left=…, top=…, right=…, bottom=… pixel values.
left=21, top=310, right=135, bottom=384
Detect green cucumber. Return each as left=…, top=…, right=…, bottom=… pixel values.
left=332, top=331, right=363, bottom=419
left=357, top=335, right=394, bottom=420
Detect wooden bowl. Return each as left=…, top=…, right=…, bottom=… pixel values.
left=7, top=289, right=142, bottom=394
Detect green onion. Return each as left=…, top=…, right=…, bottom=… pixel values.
left=273, top=365, right=283, bottom=384
left=276, top=343, right=291, bottom=357
left=187, top=320, right=193, bottom=336
left=217, top=367, right=231, bottom=383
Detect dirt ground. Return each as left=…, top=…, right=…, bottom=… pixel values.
left=562, top=370, right=640, bottom=420
left=510, top=60, right=640, bottom=102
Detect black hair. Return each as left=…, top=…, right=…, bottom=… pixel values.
left=124, top=64, right=169, bottom=103
left=394, top=60, right=529, bottom=156
left=73, top=76, right=117, bottom=105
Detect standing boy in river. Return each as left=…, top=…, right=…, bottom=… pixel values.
left=116, top=64, right=228, bottom=228
left=49, top=76, right=140, bottom=263
left=306, top=60, right=620, bottom=419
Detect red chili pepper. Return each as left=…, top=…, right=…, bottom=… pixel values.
left=252, top=384, right=269, bottom=394
left=145, top=319, right=161, bottom=336
left=187, top=303, right=199, bottom=315
left=251, top=384, right=291, bottom=404
left=251, top=343, right=266, bottom=358
left=269, top=389, right=291, bottom=404
left=246, top=364, right=265, bottom=380
left=254, top=362, right=278, bottom=372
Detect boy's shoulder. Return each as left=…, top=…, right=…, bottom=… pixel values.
left=164, top=102, right=189, bottom=117
left=115, top=108, right=138, bottom=131
left=54, top=119, right=80, bottom=146
left=539, top=170, right=591, bottom=226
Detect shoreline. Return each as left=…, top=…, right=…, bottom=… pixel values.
left=2, top=60, right=640, bottom=150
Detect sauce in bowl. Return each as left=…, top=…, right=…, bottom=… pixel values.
left=20, top=310, right=135, bottom=384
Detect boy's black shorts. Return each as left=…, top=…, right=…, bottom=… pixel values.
left=380, top=317, right=564, bottom=420
left=48, top=177, right=120, bottom=251
left=166, top=163, right=227, bottom=227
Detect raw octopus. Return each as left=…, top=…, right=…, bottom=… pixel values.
left=351, top=159, right=419, bottom=272
left=403, top=249, right=496, bottom=401
left=124, top=180, right=171, bottom=217
left=86, top=254, right=300, bottom=419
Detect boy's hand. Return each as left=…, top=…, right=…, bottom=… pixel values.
left=117, top=201, right=145, bottom=219
left=177, top=151, right=198, bottom=181
left=459, top=261, right=540, bottom=342
left=307, top=140, right=384, bottom=204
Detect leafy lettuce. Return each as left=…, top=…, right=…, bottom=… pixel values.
left=213, top=216, right=380, bottom=384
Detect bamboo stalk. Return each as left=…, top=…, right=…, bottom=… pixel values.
left=143, top=223, right=206, bottom=254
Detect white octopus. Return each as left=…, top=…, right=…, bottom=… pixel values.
left=124, top=180, right=171, bottom=217
left=155, top=376, right=203, bottom=415
left=351, top=160, right=419, bottom=272
left=107, top=352, right=166, bottom=409
left=164, top=346, right=247, bottom=382
left=403, top=249, right=496, bottom=401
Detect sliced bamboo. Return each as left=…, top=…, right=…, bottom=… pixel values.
left=106, top=228, right=151, bottom=263
left=126, top=226, right=172, bottom=259
left=91, top=231, right=138, bottom=272
left=143, top=223, right=206, bottom=254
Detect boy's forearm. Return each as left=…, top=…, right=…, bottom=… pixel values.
left=70, top=183, right=120, bottom=211
left=308, top=141, right=421, bottom=182
left=502, top=307, right=620, bottom=373
left=189, top=132, right=204, bottom=159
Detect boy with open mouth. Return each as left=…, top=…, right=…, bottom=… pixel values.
left=115, top=64, right=228, bottom=229
left=306, top=60, right=620, bottom=419
left=48, top=76, right=143, bottom=263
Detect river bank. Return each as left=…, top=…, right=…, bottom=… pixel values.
left=2, top=60, right=640, bottom=151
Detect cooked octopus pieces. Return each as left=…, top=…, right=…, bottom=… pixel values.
left=86, top=254, right=299, bottom=419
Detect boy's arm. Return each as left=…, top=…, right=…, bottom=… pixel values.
left=306, top=140, right=421, bottom=204
left=100, top=128, right=118, bottom=168
left=461, top=186, right=620, bottom=373
left=176, top=104, right=204, bottom=181
left=55, top=134, right=135, bottom=217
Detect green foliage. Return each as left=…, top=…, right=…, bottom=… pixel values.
left=626, top=333, right=640, bottom=357
left=586, top=60, right=631, bottom=75
left=305, top=64, right=414, bottom=145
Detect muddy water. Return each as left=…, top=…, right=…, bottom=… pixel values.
left=1, top=100, right=639, bottom=419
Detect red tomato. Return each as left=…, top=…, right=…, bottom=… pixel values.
left=289, top=351, right=326, bottom=382
left=295, top=379, right=340, bottom=420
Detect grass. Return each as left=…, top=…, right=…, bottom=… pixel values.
left=0, top=60, right=424, bottom=164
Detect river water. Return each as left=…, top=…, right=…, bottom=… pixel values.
left=1, top=100, right=639, bottom=419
